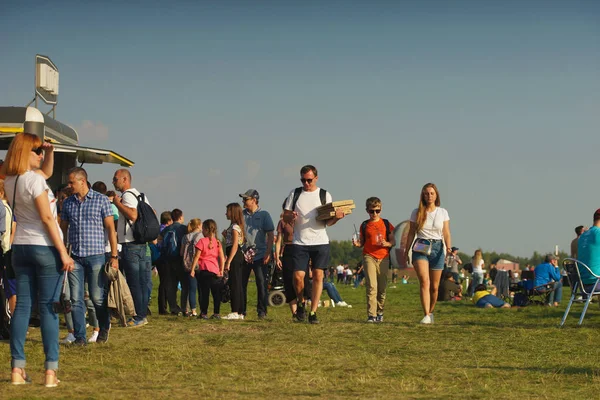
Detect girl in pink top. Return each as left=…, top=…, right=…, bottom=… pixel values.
left=191, top=219, right=225, bottom=319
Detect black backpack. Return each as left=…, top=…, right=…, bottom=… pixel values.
left=123, top=191, right=160, bottom=243
left=290, top=187, right=327, bottom=211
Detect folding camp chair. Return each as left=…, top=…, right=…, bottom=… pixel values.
left=514, top=270, right=556, bottom=306
left=559, top=258, right=600, bottom=326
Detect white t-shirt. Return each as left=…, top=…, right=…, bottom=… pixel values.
left=5, top=171, right=62, bottom=246
left=119, top=188, right=151, bottom=244
left=1, top=200, right=13, bottom=253
left=409, top=207, right=449, bottom=240
left=284, top=187, right=333, bottom=246
left=472, top=259, right=484, bottom=274
left=336, top=264, right=344, bottom=274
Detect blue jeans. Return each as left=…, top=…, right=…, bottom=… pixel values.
left=188, top=274, right=197, bottom=310
left=145, top=252, right=153, bottom=305
left=476, top=294, right=506, bottom=308
left=70, top=254, right=109, bottom=341
left=10, top=245, right=63, bottom=370
left=323, top=281, right=342, bottom=303
left=469, top=272, right=484, bottom=296
left=242, top=258, right=267, bottom=316
left=542, top=281, right=563, bottom=304
left=121, top=243, right=150, bottom=321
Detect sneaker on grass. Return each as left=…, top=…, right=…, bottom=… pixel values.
left=222, top=313, right=241, bottom=320
left=419, top=315, right=432, bottom=325
left=366, top=316, right=376, bottom=323
left=61, top=332, right=75, bottom=344
left=97, top=330, right=109, bottom=343
left=88, top=331, right=99, bottom=343
left=375, top=314, right=383, bottom=323
left=296, top=303, right=306, bottom=322
left=308, top=312, right=320, bottom=324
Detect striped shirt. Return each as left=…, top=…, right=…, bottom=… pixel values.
left=61, top=189, right=113, bottom=257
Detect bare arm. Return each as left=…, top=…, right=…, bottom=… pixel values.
left=405, top=221, right=417, bottom=264
left=9, top=221, right=16, bottom=245
left=326, top=209, right=345, bottom=227
left=59, top=219, right=69, bottom=246
left=275, top=232, right=283, bottom=269
left=113, top=193, right=137, bottom=222
left=443, top=220, right=452, bottom=253
left=218, top=243, right=225, bottom=276
left=264, top=231, right=274, bottom=264
left=225, top=229, right=239, bottom=270
left=35, top=143, right=55, bottom=180
left=190, top=248, right=201, bottom=278
left=104, top=216, right=119, bottom=269
left=34, top=192, right=73, bottom=271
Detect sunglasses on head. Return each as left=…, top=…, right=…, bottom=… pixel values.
left=367, top=209, right=381, bottom=214
left=31, top=147, right=43, bottom=156
left=300, top=178, right=313, bottom=184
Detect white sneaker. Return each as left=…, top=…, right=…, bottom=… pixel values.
left=61, top=332, right=76, bottom=344
left=239, top=314, right=245, bottom=320
left=337, top=301, right=349, bottom=307
left=419, top=315, right=432, bottom=324
left=331, top=300, right=336, bottom=308
left=88, top=331, right=99, bottom=343
left=222, top=313, right=240, bottom=320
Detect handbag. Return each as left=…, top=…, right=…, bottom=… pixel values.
left=412, top=238, right=432, bottom=255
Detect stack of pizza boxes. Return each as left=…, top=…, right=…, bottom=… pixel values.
left=316, top=200, right=355, bottom=221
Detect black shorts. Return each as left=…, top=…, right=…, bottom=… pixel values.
left=291, top=244, right=330, bottom=272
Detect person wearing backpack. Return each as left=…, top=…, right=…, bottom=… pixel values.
left=353, top=197, right=395, bottom=323
left=283, top=165, right=345, bottom=324
left=180, top=218, right=202, bottom=317
left=112, top=169, right=158, bottom=328
left=158, top=209, right=188, bottom=316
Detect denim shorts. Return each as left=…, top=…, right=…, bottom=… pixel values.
left=411, top=239, right=445, bottom=270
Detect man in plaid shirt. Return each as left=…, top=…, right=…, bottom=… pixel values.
left=61, top=167, right=118, bottom=345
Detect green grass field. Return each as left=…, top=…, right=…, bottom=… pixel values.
left=2, top=278, right=600, bottom=399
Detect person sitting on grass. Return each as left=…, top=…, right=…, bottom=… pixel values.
left=438, top=271, right=462, bottom=301
left=472, top=284, right=511, bottom=308
left=322, top=280, right=352, bottom=308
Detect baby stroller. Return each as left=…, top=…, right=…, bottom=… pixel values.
left=267, top=261, right=286, bottom=307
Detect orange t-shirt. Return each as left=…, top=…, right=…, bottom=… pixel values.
left=361, top=219, right=394, bottom=260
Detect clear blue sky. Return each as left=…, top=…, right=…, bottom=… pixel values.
left=1, top=1, right=599, bottom=257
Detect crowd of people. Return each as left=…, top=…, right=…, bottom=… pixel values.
left=6, top=132, right=600, bottom=388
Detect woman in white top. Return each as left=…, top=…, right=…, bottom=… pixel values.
left=469, top=249, right=485, bottom=296
left=405, top=183, right=452, bottom=325
left=221, top=203, right=245, bottom=320
left=2, top=133, right=74, bottom=387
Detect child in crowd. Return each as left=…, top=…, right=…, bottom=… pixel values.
left=353, top=197, right=395, bottom=323
left=181, top=218, right=202, bottom=317
left=191, top=219, right=225, bottom=319
left=472, top=284, right=511, bottom=308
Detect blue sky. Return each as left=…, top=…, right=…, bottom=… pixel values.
left=1, top=1, right=599, bottom=257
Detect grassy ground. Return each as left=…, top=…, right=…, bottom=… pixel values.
left=2, top=278, right=600, bottom=399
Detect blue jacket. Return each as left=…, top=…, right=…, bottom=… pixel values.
left=534, top=262, right=561, bottom=287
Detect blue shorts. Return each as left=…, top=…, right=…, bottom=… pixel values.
left=476, top=294, right=506, bottom=308
left=290, top=244, right=330, bottom=272
left=411, top=239, right=445, bottom=270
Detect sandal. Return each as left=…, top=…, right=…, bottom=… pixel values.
left=44, top=370, right=60, bottom=388
left=11, top=368, right=31, bottom=385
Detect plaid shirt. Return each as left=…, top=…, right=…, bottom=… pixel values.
left=61, top=189, right=113, bottom=257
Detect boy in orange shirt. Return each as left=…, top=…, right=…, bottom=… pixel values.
left=353, top=197, right=395, bottom=323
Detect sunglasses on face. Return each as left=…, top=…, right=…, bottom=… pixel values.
left=367, top=209, right=381, bottom=214
left=31, top=147, right=43, bottom=156
left=300, top=178, right=313, bottom=184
